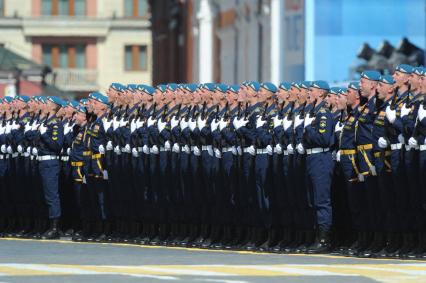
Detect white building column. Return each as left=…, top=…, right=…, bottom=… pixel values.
left=270, top=0, right=284, bottom=84
left=197, top=0, right=214, bottom=83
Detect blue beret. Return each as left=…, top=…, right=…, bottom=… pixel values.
left=216, top=83, right=229, bottom=93
left=80, top=98, right=88, bottom=105
left=329, top=87, right=340, bottom=95
left=156, top=84, right=167, bottom=93
left=311, top=80, right=330, bottom=91
left=184, top=83, right=198, bottom=93
left=111, top=83, right=125, bottom=92
left=177, top=84, right=186, bottom=90
left=168, top=83, right=178, bottom=91
left=47, top=96, right=65, bottom=107
left=39, top=96, right=47, bottom=104
left=127, top=84, right=138, bottom=92
left=202, top=83, right=216, bottom=92
left=17, top=95, right=30, bottom=103
left=136, top=84, right=147, bottom=91
left=395, top=64, right=414, bottom=74
left=279, top=82, right=292, bottom=91
left=3, top=96, right=14, bottom=103
left=249, top=81, right=261, bottom=92
left=360, top=70, right=381, bottom=81
left=141, top=85, right=155, bottom=95
left=68, top=100, right=79, bottom=109
left=380, top=75, right=395, bottom=85
left=291, top=82, right=301, bottom=89
left=338, top=88, right=347, bottom=94
left=261, top=82, right=277, bottom=93
left=77, top=106, right=87, bottom=113
left=413, top=67, right=425, bottom=76
left=242, top=81, right=251, bottom=86
left=300, top=81, right=312, bottom=89
left=348, top=81, right=360, bottom=90
left=229, top=84, right=240, bottom=94
left=88, top=92, right=109, bottom=105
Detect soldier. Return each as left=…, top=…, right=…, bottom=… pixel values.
left=36, top=96, right=65, bottom=240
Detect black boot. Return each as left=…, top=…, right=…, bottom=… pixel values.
left=41, top=219, right=60, bottom=240
left=399, top=233, right=417, bottom=258
left=383, top=233, right=402, bottom=258
left=359, top=232, right=385, bottom=258
left=307, top=229, right=331, bottom=254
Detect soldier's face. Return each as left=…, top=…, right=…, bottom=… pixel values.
left=393, top=71, right=410, bottom=87
left=337, top=94, right=347, bottom=109
left=74, top=112, right=86, bottom=125
left=360, top=78, right=376, bottom=98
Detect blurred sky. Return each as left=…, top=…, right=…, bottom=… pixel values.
left=309, top=0, right=425, bottom=82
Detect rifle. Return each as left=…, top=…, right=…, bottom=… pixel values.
left=389, top=87, right=400, bottom=110
left=411, top=98, right=426, bottom=139
left=200, top=101, right=207, bottom=120
left=223, top=102, right=230, bottom=121
left=237, top=102, right=242, bottom=118
left=298, top=101, right=308, bottom=118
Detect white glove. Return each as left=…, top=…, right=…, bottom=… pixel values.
left=335, top=122, right=344, bottom=133
left=31, top=123, right=39, bottom=131
left=236, top=146, right=242, bottom=155
left=219, top=119, right=228, bottom=131
left=24, top=123, right=32, bottom=133
left=64, top=123, right=74, bottom=135
left=119, top=118, right=128, bottom=127
left=171, top=116, right=180, bottom=130
left=172, top=143, right=180, bottom=153
left=256, top=116, right=266, bottom=128
left=304, top=114, right=315, bottom=128
left=147, top=117, right=156, bottom=127
left=114, top=145, right=121, bottom=154
left=103, top=119, right=113, bottom=132
left=32, top=147, right=38, bottom=156
left=419, top=105, right=426, bottom=121
left=273, top=115, right=283, bottom=128
left=408, top=137, right=418, bottom=147
left=180, top=119, right=189, bottom=130
left=211, top=119, right=220, bottom=131
left=266, top=145, right=273, bottom=155
left=283, top=117, right=293, bottom=131
left=157, top=119, right=167, bottom=133
left=296, top=143, right=305, bottom=154
left=182, top=144, right=190, bottom=154
left=193, top=146, right=201, bottom=156
left=0, top=125, right=5, bottom=135
left=400, top=104, right=411, bottom=118
left=98, top=144, right=105, bottom=154
left=295, top=115, right=304, bottom=128
left=385, top=106, right=396, bottom=124
left=136, top=118, right=144, bottom=129
left=378, top=137, right=388, bottom=149
left=39, top=124, right=47, bottom=135
left=398, top=134, right=405, bottom=144
left=66, top=148, right=71, bottom=155
left=336, top=150, right=341, bottom=162
left=232, top=117, right=240, bottom=129
left=164, top=141, right=171, bottom=151
left=188, top=119, right=197, bottom=131
left=130, top=119, right=137, bottom=133
left=17, top=145, right=23, bottom=153
left=124, top=144, right=131, bottom=153
left=287, top=144, right=294, bottom=154
left=247, top=145, right=256, bottom=156
left=132, top=148, right=139, bottom=157
left=143, top=145, right=150, bottom=154
left=112, top=118, right=120, bottom=130
left=106, top=141, right=113, bottom=151
left=27, top=147, right=32, bottom=155
left=11, top=121, right=20, bottom=130
left=214, top=148, right=222, bottom=158
left=150, top=145, right=159, bottom=154
left=197, top=117, right=207, bottom=129
left=207, top=146, right=214, bottom=156
left=275, top=143, right=283, bottom=154
left=232, top=146, right=238, bottom=156
left=237, top=118, right=249, bottom=129
left=1, top=144, right=6, bottom=154
left=6, top=145, right=12, bottom=154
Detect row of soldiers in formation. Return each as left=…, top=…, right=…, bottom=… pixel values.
left=0, top=63, right=425, bottom=259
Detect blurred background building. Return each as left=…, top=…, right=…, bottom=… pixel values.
left=151, top=0, right=426, bottom=85
left=0, top=0, right=424, bottom=96
left=0, top=0, right=152, bottom=98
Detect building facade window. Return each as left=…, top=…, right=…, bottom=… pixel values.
left=42, top=44, right=86, bottom=68
left=41, top=0, right=86, bottom=16
left=125, top=45, right=147, bottom=71
left=124, top=0, right=148, bottom=18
